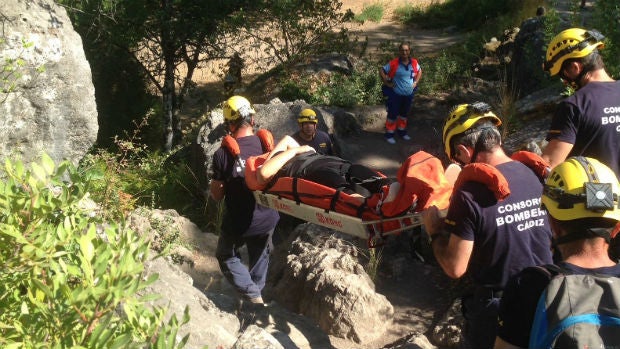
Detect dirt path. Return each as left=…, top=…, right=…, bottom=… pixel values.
left=341, top=0, right=464, bottom=58
left=322, top=0, right=462, bottom=177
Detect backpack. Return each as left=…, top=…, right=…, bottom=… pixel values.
left=528, top=264, right=620, bottom=349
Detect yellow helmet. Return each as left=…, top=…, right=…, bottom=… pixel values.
left=223, top=95, right=255, bottom=122
left=298, top=108, right=318, bottom=124
left=442, top=102, right=502, bottom=161
left=542, top=156, right=620, bottom=222
left=543, top=28, right=605, bottom=76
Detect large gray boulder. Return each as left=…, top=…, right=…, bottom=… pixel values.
left=0, top=0, right=98, bottom=165
left=509, top=13, right=548, bottom=98
left=266, top=223, right=394, bottom=344
left=141, top=256, right=241, bottom=349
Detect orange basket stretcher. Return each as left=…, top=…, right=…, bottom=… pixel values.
left=253, top=190, right=424, bottom=247
left=247, top=150, right=454, bottom=248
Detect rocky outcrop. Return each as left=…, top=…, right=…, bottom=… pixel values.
left=141, top=256, right=241, bottom=349
left=267, top=223, right=394, bottom=344
left=132, top=207, right=401, bottom=346
left=130, top=208, right=337, bottom=349
left=0, top=0, right=98, bottom=165
left=509, top=12, right=548, bottom=97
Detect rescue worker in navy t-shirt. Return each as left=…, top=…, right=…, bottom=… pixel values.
left=542, top=28, right=620, bottom=177
left=422, top=102, right=554, bottom=349
left=495, top=157, right=620, bottom=349
left=291, top=108, right=334, bottom=155
left=210, top=95, right=280, bottom=307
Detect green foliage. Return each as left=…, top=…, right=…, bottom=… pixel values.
left=277, top=46, right=467, bottom=105
left=354, top=3, right=385, bottom=23
left=393, top=3, right=424, bottom=23
left=0, top=153, right=189, bottom=348
left=418, top=51, right=464, bottom=94
left=60, top=0, right=261, bottom=150
left=403, top=0, right=545, bottom=31
left=278, top=59, right=383, bottom=107
left=78, top=114, right=206, bottom=228
left=364, top=247, right=383, bottom=282
left=591, top=0, right=620, bottom=77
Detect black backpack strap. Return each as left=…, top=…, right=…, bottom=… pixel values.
left=526, top=264, right=565, bottom=280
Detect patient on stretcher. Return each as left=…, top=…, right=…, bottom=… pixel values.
left=254, top=135, right=400, bottom=202
left=244, top=135, right=453, bottom=220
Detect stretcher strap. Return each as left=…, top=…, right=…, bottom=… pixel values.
left=356, top=199, right=368, bottom=218
left=292, top=177, right=301, bottom=203
left=266, top=188, right=369, bottom=218
left=329, top=189, right=342, bottom=212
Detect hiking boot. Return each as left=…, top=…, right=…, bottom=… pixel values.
left=385, top=136, right=396, bottom=144
left=238, top=297, right=268, bottom=314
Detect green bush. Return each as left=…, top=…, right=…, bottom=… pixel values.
left=0, top=154, right=189, bottom=348
left=393, top=3, right=425, bottom=23
left=279, top=79, right=315, bottom=103
left=78, top=114, right=207, bottom=229
left=354, top=3, right=385, bottom=23
left=418, top=51, right=464, bottom=94
left=278, top=59, right=384, bottom=107
left=402, top=0, right=545, bottom=31
left=591, top=0, right=620, bottom=77
left=317, top=62, right=384, bottom=107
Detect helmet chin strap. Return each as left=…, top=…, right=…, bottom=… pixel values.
left=562, top=65, right=590, bottom=90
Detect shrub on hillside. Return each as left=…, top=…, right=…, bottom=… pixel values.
left=0, top=154, right=189, bottom=348
left=591, top=0, right=620, bottom=77
left=278, top=59, right=383, bottom=107
left=354, top=3, right=384, bottom=23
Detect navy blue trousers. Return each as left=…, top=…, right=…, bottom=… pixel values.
left=216, top=229, right=274, bottom=300
left=461, top=290, right=501, bottom=349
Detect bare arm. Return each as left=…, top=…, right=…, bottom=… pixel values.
left=257, top=144, right=316, bottom=186
left=422, top=206, right=473, bottom=279
left=541, top=139, right=573, bottom=169
left=379, top=67, right=393, bottom=87
left=494, top=337, right=525, bottom=349
left=210, top=179, right=225, bottom=202
left=414, top=68, right=422, bottom=87
left=267, top=135, right=301, bottom=160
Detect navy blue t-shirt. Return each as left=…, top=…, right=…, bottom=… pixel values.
left=445, top=161, right=553, bottom=289
left=497, top=262, right=620, bottom=347
left=212, top=135, right=279, bottom=236
left=291, top=130, right=333, bottom=155
left=546, top=81, right=620, bottom=177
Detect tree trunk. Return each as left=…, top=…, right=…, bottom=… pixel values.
left=161, top=0, right=177, bottom=152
